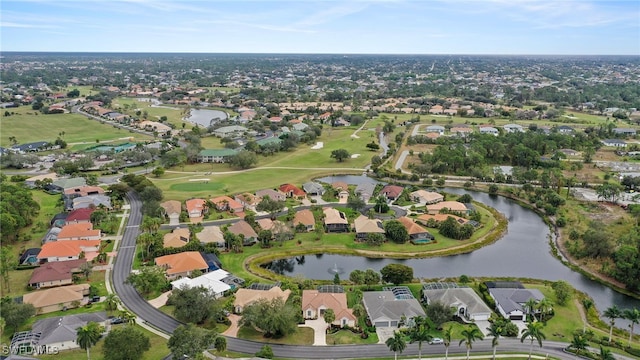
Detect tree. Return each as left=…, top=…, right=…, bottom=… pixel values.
left=256, top=196, right=286, bottom=220
left=239, top=298, right=298, bottom=337
left=374, top=195, right=389, bottom=213
left=520, top=321, right=546, bottom=360
left=229, top=150, right=258, bottom=169
left=0, top=317, right=5, bottom=338
left=76, top=321, right=104, bottom=360
left=105, top=294, right=120, bottom=312
left=380, top=263, right=413, bottom=285
left=409, top=316, right=432, bottom=360
left=385, top=331, right=406, bottom=360
left=103, top=325, right=150, bottom=360
left=443, top=326, right=453, bottom=360
left=1, top=301, right=35, bottom=331
left=80, top=262, right=93, bottom=280
left=550, top=281, right=569, bottom=303
left=126, top=265, right=169, bottom=295
left=152, top=167, right=165, bottom=178
left=255, top=345, right=273, bottom=359
left=595, top=182, right=622, bottom=203
left=168, top=324, right=217, bottom=359
left=384, top=220, right=409, bottom=244
left=349, top=269, right=365, bottom=284
left=459, top=327, right=484, bottom=360
left=603, top=305, right=621, bottom=343
left=347, top=195, right=366, bottom=212
left=167, top=285, right=218, bottom=324
left=0, top=246, right=17, bottom=292
left=536, top=297, right=554, bottom=322
left=214, top=336, right=227, bottom=353
left=352, top=303, right=365, bottom=321
left=426, top=301, right=453, bottom=328
left=599, top=346, right=615, bottom=360
left=570, top=333, right=588, bottom=355
left=366, top=232, right=385, bottom=246
left=487, top=322, right=504, bottom=360
left=363, top=269, right=380, bottom=289
left=366, top=142, right=380, bottom=151
left=524, top=298, right=539, bottom=321
left=330, top=149, right=351, bottom=162
left=623, top=308, right=640, bottom=347
left=323, top=308, right=336, bottom=327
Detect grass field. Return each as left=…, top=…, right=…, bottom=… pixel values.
left=237, top=325, right=314, bottom=345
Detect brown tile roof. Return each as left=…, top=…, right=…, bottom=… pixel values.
left=29, top=259, right=86, bottom=285
left=234, top=287, right=291, bottom=309
left=195, top=225, right=224, bottom=244
left=23, top=284, right=90, bottom=309
left=38, top=240, right=101, bottom=259
left=427, top=201, right=468, bottom=213
left=410, top=190, right=444, bottom=203
left=397, top=216, right=430, bottom=235
left=302, top=290, right=355, bottom=321
left=417, top=213, right=468, bottom=224
left=211, top=196, right=243, bottom=211
left=293, top=209, right=315, bottom=227
left=65, top=208, right=95, bottom=223
left=63, top=186, right=105, bottom=197
left=161, top=200, right=182, bottom=215
left=332, top=181, right=349, bottom=191
left=380, top=185, right=404, bottom=199
left=354, top=215, right=384, bottom=234
left=57, top=223, right=101, bottom=240
left=155, top=251, right=208, bottom=275
left=185, top=198, right=206, bottom=214
left=227, top=220, right=258, bottom=239
left=323, top=208, right=348, bottom=225
left=279, top=183, right=306, bottom=197
left=163, top=228, right=190, bottom=248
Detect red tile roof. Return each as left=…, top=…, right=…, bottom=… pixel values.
left=38, top=240, right=101, bottom=259
left=65, top=208, right=95, bottom=223
left=29, top=259, right=86, bottom=285
left=279, top=183, right=306, bottom=197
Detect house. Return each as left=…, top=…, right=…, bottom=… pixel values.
left=19, top=248, right=41, bottom=266
left=332, top=181, right=349, bottom=191
left=71, top=195, right=112, bottom=211
left=422, top=286, right=492, bottom=321
left=323, top=208, right=349, bottom=233
left=410, top=190, right=443, bottom=204
left=302, top=181, right=326, bottom=196
left=11, top=141, right=51, bottom=153
left=28, top=259, right=86, bottom=289
left=24, top=173, right=59, bottom=188
left=163, top=227, right=190, bottom=248
left=426, top=201, right=468, bottom=215
left=257, top=219, right=288, bottom=234
left=503, top=124, right=525, bottom=133
left=362, top=291, right=426, bottom=328
left=353, top=215, right=384, bottom=240
left=56, top=223, right=101, bottom=241
left=255, top=189, right=286, bottom=202
left=213, top=125, right=248, bottom=138
left=479, top=126, right=499, bottom=136
left=64, top=208, right=94, bottom=225
left=279, top=183, right=306, bottom=198
left=379, top=185, right=404, bottom=201
left=46, top=178, right=86, bottom=193
left=155, top=251, right=209, bottom=280
left=425, top=125, right=445, bottom=135
left=429, top=105, right=444, bottom=115
left=417, top=213, right=469, bottom=225
left=559, top=148, right=579, bottom=156
left=160, top=200, right=182, bottom=226
left=488, top=287, right=545, bottom=321
left=233, top=286, right=291, bottom=313
left=613, top=128, right=637, bottom=136
left=63, top=186, right=105, bottom=198
left=13, top=312, right=108, bottom=352
left=138, top=120, right=172, bottom=134
left=451, top=126, right=473, bottom=137
left=355, top=182, right=376, bottom=203
left=397, top=217, right=434, bottom=243
left=211, top=196, right=244, bottom=213
left=185, top=198, right=207, bottom=219
left=22, top=284, right=90, bottom=314
left=302, top=290, right=356, bottom=327
left=556, top=125, right=575, bottom=134
left=171, top=269, right=231, bottom=299
left=601, top=139, right=627, bottom=148
left=38, top=240, right=101, bottom=263
left=227, top=220, right=258, bottom=244
left=293, top=209, right=315, bottom=232
left=197, top=149, right=238, bottom=163
left=234, top=193, right=261, bottom=210
left=195, top=225, right=225, bottom=247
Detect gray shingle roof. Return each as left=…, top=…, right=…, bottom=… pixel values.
left=362, top=291, right=425, bottom=322
left=423, top=288, right=492, bottom=316
left=32, top=312, right=107, bottom=346
left=488, top=288, right=544, bottom=314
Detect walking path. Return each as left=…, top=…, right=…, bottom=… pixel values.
left=350, top=119, right=369, bottom=139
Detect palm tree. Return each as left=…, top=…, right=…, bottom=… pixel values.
left=603, top=305, right=621, bottom=343
left=443, top=326, right=453, bottom=360
left=352, top=304, right=365, bottom=322
left=599, top=346, right=615, bottom=360
left=409, top=316, right=432, bottom=360
left=136, top=233, right=155, bottom=261
left=487, top=322, right=504, bottom=360
left=105, top=293, right=120, bottom=312
left=385, top=331, right=406, bottom=360
left=520, top=321, right=546, bottom=360
left=524, top=298, right=539, bottom=321
left=623, top=308, right=640, bottom=347
left=76, top=321, right=104, bottom=360
left=536, top=298, right=553, bottom=322
left=119, top=310, right=136, bottom=325
left=570, top=333, right=588, bottom=355
left=459, top=327, right=484, bottom=360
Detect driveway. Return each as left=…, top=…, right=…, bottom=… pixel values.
left=222, top=314, right=241, bottom=337
left=375, top=327, right=398, bottom=344
left=298, top=318, right=327, bottom=346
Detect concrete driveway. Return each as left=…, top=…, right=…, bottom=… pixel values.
left=375, top=327, right=398, bottom=344
left=298, top=318, right=328, bottom=346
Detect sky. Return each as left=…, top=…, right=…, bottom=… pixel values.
left=1, top=0, right=639, bottom=55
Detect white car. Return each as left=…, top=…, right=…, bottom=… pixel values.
left=429, top=338, right=444, bottom=345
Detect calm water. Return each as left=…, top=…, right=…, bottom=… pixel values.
left=185, top=109, right=228, bottom=127
left=266, top=180, right=640, bottom=332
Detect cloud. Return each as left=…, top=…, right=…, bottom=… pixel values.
left=0, top=21, right=59, bottom=29
left=294, top=2, right=371, bottom=27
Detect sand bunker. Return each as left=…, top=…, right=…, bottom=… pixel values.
left=311, top=142, right=324, bottom=149
left=351, top=154, right=361, bottom=158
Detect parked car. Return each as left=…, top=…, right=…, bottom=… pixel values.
left=110, top=317, right=124, bottom=324
left=429, top=338, right=444, bottom=345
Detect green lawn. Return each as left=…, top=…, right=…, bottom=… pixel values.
left=237, top=325, right=314, bottom=345
left=326, top=328, right=379, bottom=345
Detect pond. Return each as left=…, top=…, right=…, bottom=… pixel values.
left=264, top=179, right=640, bottom=332
left=184, top=109, right=228, bottom=127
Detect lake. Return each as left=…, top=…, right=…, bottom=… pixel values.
left=184, top=109, right=228, bottom=127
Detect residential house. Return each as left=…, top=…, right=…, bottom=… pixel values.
left=160, top=200, right=182, bottom=226
left=302, top=181, right=326, bottom=196
left=213, top=125, right=248, bottom=138
left=410, top=190, right=443, bottom=204
left=293, top=209, right=315, bottom=232
left=559, top=149, right=579, bottom=156
left=233, top=286, right=291, bottom=313
left=422, top=286, right=492, bottom=321
left=64, top=208, right=94, bottom=225
left=503, top=124, right=525, bottom=133
left=50, top=213, right=68, bottom=228
left=56, top=223, right=101, bottom=241
left=38, top=240, right=101, bottom=263
left=19, top=248, right=41, bottom=266
left=155, top=251, right=209, bottom=280
left=163, top=227, right=190, bottom=248
left=556, top=125, right=575, bottom=134
left=195, top=225, right=225, bottom=247
left=13, top=312, right=108, bottom=352
left=28, top=259, right=86, bottom=289
left=234, top=193, right=261, bottom=210
left=171, top=269, right=231, bottom=299
left=601, top=139, right=627, bottom=148
left=355, top=183, right=376, bottom=203
left=417, top=213, right=469, bottom=226
left=428, top=105, right=444, bottom=115
left=227, top=220, right=258, bottom=244
left=63, top=186, right=104, bottom=199
left=211, top=196, right=244, bottom=214
left=46, top=178, right=86, bottom=194
left=332, top=181, right=349, bottom=191
left=451, top=126, right=473, bottom=137
left=255, top=189, right=286, bottom=202
left=185, top=198, right=207, bottom=219
left=479, top=126, right=499, bottom=136
left=24, top=173, right=59, bottom=188
left=323, top=208, right=349, bottom=233
left=380, top=185, right=404, bottom=201
left=488, top=287, right=545, bottom=321
left=426, top=201, right=468, bottom=215
left=279, top=183, right=306, bottom=198
left=362, top=291, right=426, bottom=328
left=613, top=128, right=637, bottom=136
left=425, top=125, right=445, bottom=135
left=71, top=195, right=112, bottom=210
left=353, top=215, right=384, bottom=240
left=138, top=120, right=171, bottom=134
left=197, top=149, right=238, bottom=163
left=257, top=219, right=288, bottom=234
left=11, top=141, right=52, bottom=153
left=22, top=284, right=90, bottom=314
left=302, top=290, right=356, bottom=327
left=397, top=217, right=434, bottom=243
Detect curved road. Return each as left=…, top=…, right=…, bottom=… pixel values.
left=114, top=192, right=625, bottom=359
